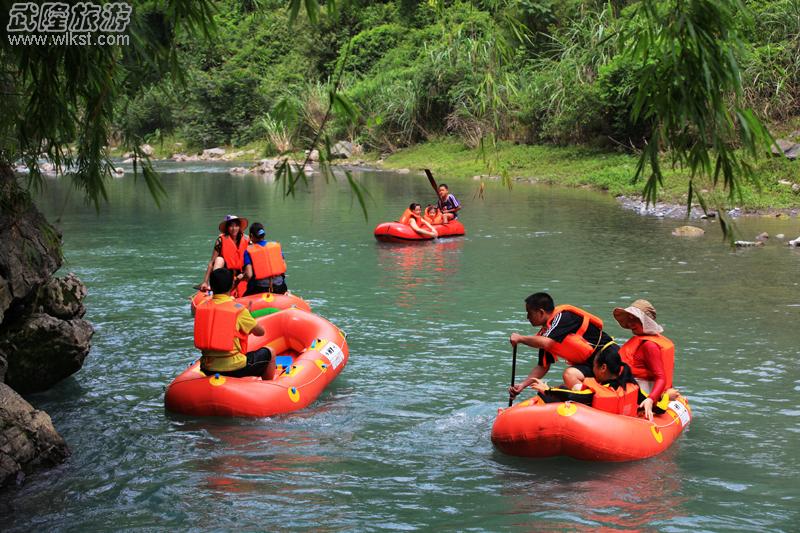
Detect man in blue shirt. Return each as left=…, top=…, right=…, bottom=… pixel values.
left=242, top=222, right=288, bottom=295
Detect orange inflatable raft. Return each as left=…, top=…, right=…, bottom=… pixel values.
left=491, top=395, right=692, bottom=461
left=374, top=220, right=465, bottom=242
left=190, top=290, right=311, bottom=316
left=165, top=308, right=348, bottom=417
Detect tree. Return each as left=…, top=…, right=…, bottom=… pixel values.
left=0, top=0, right=217, bottom=207
left=625, top=0, right=774, bottom=239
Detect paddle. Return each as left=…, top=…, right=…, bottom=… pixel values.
left=424, top=168, right=438, bottom=193
left=508, top=344, right=518, bottom=407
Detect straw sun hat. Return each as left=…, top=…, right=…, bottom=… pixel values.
left=218, top=214, right=249, bottom=233
left=613, top=299, right=663, bottom=335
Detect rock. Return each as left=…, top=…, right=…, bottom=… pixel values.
left=305, top=149, right=320, bottom=162
left=121, top=152, right=133, bottom=159
left=0, top=383, right=69, bottom=488
left=396, top=168, right=411, bottom=174
left=35, top=274, right=87, bottom=320
left=771, top=139, right=800, bottom=159
left=201, top=147, right=226, bottom=159
left=778, top=179, right=793, bottom=186
left=789, top=236, right=800, bottom=247
left=139, top=144, right=154, bottom=157
left=672, top=226, right=705, bottom=237
left=755, top=232, right=769, bottom=242
left=331, top=141, right=361, bottom=159
left=0, top=170, right=63, bottom=323
left=2, top=313, right=93, bottom=394
left=776, top=234, right=785, bottom=239
left=113, top=167, right=124, bottom=176
left=793, top=184, right=800, bottom=193
left=229, top=167, right=248, bottom=175
left=735, top=240, right=765, bottom=247
left=121, top=158, right=134, bottom=164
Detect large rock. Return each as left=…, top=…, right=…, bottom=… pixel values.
left=0, top=383, right=69, bottom=488
left=672, top=226, right=705, bottom=237
left=771, top=139, right=800, bottom=160
left=201, top=147, right=226, bottom=159
left=34, top=273, right=87, bottom=320
left=1, top=313, right=93, bottom=394
left=331, top=140, right=362, bottom=159
left=0, top=170, right=63, bottom=323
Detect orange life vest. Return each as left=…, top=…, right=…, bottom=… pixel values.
left=219, top=234, right=249, bottom=271
left=539, top=304, right=604, bottom=364
left=582, top=378, right=640, bottom=416
left=424, top=212, right=443, bottom=225
left=619, top=334, right=675, bottom=389
left=247, top=242, right=286, bottom=279
left=398, top=209, right=420, bottom=225
left=193, top=299, right=249, bottom=353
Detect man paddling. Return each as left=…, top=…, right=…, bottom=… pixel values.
left=508, top=292, right=615, bottom=398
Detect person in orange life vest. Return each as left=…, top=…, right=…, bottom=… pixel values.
left=436, top=184, right=461, bottom=223
left=613, top=299, right=678, bottom=421
left=423, top=205, right=443, bottom=225
left=399, top=203, right=437, bottom=238
left=529, top=345, right=639, bottom=415
left=508, top=292, right=614, bottom=399
left=197, top=268, right=275, bottom=379
left=242, top=222, right=288, bottom=296
left=199, top=214, right=250, bottom=293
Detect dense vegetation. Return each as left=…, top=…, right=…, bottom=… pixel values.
left=121, top=0, right=798, bottom=154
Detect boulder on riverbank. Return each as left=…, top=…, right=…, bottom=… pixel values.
left=0, top=166, right=92, bottom=486
left=0, top=383, right=69, bottom=488
left=672, top=226, right=705, bottom=237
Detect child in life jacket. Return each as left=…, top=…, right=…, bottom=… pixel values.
left=423, top=205, right=443, bottom=225
left=529, top=346, right=641, bottom=416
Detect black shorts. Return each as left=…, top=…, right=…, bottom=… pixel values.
left=202, top=347, right=272, bottom=378
left=244, top=279, right=288, bottom=296
left=567, top=359, right=594, bottom=378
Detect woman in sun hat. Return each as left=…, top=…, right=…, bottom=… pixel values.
left=613, top=299, right=676, bottom=421
left=199, top=215, right=250, bottom=294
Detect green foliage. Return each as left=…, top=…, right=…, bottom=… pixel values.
left=625, top=0, right=774, bottom=232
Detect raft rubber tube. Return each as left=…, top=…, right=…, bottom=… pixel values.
left=165, top=308, right=348, bottom=417
left=491, top=395, right=692, bottom=461
left=373, top=220, right=465, bottom=242
left=190, top=290, right=311, bottom=316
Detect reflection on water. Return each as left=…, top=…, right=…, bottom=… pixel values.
left=2, top=168, right=799, bottom=530
left=376, top=239, right=464, bottom=309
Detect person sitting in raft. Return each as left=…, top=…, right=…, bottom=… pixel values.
left=195, top=268, right=276, bottom=379
left=199, top=214, right=250, bottom=293
left=423, top=205, right=443, bottom=225
left=399, top=203, right=438, bottom=238
left=508, top=292, right=615, bottom=399
left=436, top=184, right=461, bottom=223
left=613, top=299, right=679, bottom=421
left=242, top=222, right=289, bottom=296
left=529, top=346, right=640, bottom=416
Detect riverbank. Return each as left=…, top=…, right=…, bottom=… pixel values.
left=377, top=138, right=800, bottom=216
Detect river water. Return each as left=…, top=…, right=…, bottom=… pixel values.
left=2, top=163, right=799, bottom=531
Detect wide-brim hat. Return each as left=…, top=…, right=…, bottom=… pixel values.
left=218, top=214, right=248, bottom=233
left=613, top=299, right=663, bottom=335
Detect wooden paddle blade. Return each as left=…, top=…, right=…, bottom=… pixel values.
left=424, top=168, right=438, bottom=192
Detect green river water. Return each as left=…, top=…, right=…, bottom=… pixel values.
left=2, top=162, right=799, bottom=531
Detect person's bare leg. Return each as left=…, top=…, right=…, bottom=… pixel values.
left=264, top=349, right=276, bottom=380
left=563, top=367, right=586, bottom=390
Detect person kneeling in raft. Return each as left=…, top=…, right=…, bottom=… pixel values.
left=194, top=268, right=276, bottom=379
left=508, top=292, right=615, bottom=400
left=399, top=203, right=438, bottom=238
left=613, top=299, right=679, bottom=421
